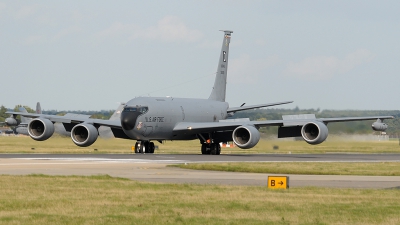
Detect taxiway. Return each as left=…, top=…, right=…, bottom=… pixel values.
left=1, top=153, right=400, bottom=189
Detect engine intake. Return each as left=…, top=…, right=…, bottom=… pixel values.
left=301, top=121, right=328, bottom=145
left=28, top=118, right=55, bottom=141
left=71, top=123, right=98, bottom=147
left=232, top=125, right=260, bottom=149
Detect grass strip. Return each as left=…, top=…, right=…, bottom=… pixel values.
left=170, top=162, right=400, bottom=176
left=0, top=174, right=399, bottom=225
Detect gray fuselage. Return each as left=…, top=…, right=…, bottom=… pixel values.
left=121, top=97, right=229, bottom=141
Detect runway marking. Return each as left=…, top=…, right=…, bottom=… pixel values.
left=155, top=156, right=176, bottom=159
left=6, top=158, right=400, bottom=165
left=9, top=158, right=186, bottom=164
left=0, top=162, right=129, bottom=166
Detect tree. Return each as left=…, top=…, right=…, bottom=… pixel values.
left=13, top=105, right=35, bottom=113
left=0, top=105, right=7, bottom=122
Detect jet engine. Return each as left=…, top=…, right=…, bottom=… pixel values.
left=71, top=123, right=98, bottom=147
left=232, top=125, right=260, bottom=149
left=5, top=118, right=18, bottom=126
left=28, top=118, right=55, bottom=141
left=301, top=121, right=328, bottom=145
left=372, top=119, right=388, bottom=131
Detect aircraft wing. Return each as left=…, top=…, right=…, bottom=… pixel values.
left=173, top=115, right=393, bottom=134
left=255, top=115, right=394, bottom=127
left=316, top=116, right=394, bottom=123
left=63, top=113, right=92, bottom=119
left=5, top=111, right=122, bottom=128
left=88, top=119, right=122, bottom=129
left=173, top=120, right=285, bottom=134
left=227, top=101, right=293, bottom=113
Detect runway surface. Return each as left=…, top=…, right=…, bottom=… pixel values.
left=1, top=153, right=400, bottom=189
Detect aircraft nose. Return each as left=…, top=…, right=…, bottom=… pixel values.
left=121, top=111, right=140, bottom=131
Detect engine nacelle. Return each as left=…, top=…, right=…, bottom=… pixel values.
left=71, top=123, right=98, bottom=147
left=28, top=118, right=55, bottom=141
left=232, top=125, right=260, bottom=149
left=372, top=120, right=388, bottom=131
left=301, top=121, right=328, bottom=145
left=5, top=118, right=18, bottom=126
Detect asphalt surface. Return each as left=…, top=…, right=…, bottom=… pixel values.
left=1, top=153, right=400, bottom=189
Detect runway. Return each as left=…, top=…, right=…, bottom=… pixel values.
left=1, top=153, right=400, bottom=189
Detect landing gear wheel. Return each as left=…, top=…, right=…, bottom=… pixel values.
left=201, top=144, right=207, bottom=155
left=143, top=141, right=150, bottom=153
left=149, top=142, right=155, bottom=154
left=216, top=144, right=221, bottom=155
left=138, top=142, right=144, bottom=154
left=134, top=142, right=140, bottom=154
left=210, top=143, right=217, bottom=155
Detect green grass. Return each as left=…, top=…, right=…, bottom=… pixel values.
left=1, top=136, right=400, bottom=223
left=171, top=162, right=400, bottom=176
left=0, top=175, right=399, bottom=225
left=1, top=135, right=399, bottom=154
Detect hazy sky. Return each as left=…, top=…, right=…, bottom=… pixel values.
left=1, top=0, right=399, bottom=111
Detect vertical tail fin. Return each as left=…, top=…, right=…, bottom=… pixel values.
left=208, top=30, right=233, bottom=102
left=36, top=102, right=42, bottom=114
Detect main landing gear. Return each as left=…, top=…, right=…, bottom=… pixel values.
left=201, top=143, right=221, bottom=155
left=134, top=141, right=155, bottom=154
left=197, top=133, right=221, bottom=155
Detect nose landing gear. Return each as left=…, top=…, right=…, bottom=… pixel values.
left=134, top=141, right=155, bottom=154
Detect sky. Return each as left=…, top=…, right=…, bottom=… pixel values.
left=0, top=0, right=399, bottom=111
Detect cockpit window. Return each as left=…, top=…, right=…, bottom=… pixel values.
left=140, top=107, right=148, bottom=113
left=123, top=107, right=137, bottom=112
left=123, top=106, right=148, bottom=114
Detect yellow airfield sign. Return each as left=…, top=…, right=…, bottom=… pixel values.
left=268, top=176, right=289, bottom=189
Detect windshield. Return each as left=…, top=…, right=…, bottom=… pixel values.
left=123, top=106, right=148, bottom=114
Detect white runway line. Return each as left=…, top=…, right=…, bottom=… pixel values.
left=0, top=162, right=132, bottom=166
left=5, top=158, right=400, bottom=165
left=8, top=157, right=186, bottom=164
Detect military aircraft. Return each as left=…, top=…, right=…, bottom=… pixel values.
left=6, top=30, right=392, bottom=154
left=2, top=102, right=42, bottom=134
